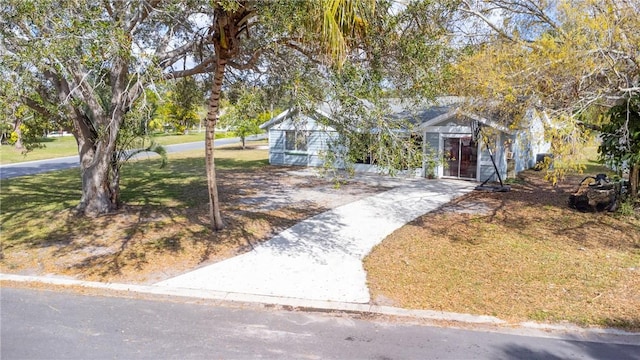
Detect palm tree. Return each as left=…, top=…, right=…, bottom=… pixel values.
left=203, top=0, right=375, bottom=230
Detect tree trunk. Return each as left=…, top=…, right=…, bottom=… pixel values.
left=630, top=163, right=639, bottom=199
left=110, top=150, right=121, bottom=207
left=43, top=61, right=127, bottom=218
left=204, top=57, right=227, bottom=231
left=13, top=117, right=23, bottom=150
left=76, top=142, right=117, bottom=216
left=241, top=136, right=246, bottom=150
left=73, top=113, right=121, bottom=217
left=202, top=5, right=253, bottom=230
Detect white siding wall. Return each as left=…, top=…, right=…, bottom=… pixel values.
left=267, top=128, right=339, bottom=167
left=307, top=131, right=333, bottom=167
left=268, top=129, right=286, bottom=165
left=266, top=107, right=550, bottom=179
left=513, top=111, right=552, bottom=172
left=478, top=133, right=508, bottom=182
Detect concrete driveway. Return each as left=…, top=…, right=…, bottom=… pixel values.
left=156, top=177, right=475, bottom=303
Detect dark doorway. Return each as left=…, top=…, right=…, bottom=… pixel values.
left=443, top=136, right=477, bottom=179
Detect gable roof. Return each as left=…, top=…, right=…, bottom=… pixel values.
left=414, top=109, right=514, bottom=134
left=259, top=103, right=336, bottom=130
left=260, top=96, right=514, bottom=134
left=386, top=96, right=463, bottom=125
left=258, top=108, right=295, bottom=130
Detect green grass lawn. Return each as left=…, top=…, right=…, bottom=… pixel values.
left=1, top=136, right=79, bottom=164
left=0, top=131, right=244, bottom=165
left=0, top=145, right=271, bottom=282
left=0, top=145, right=268, bottom=217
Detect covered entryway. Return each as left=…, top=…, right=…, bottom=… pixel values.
left=443, top=136, right=477, bottom=179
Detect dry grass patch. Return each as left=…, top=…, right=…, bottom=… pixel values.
left=365, top=171, right=640, bottom=330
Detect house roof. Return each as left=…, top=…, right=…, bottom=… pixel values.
left=258, top=108, right=295, bottom=130
left=260, top=96, right=514, bottom=134
left=386, top=97, right=463, bottom=125
left=414, top=109, right=514, bottom=134
left=258, top=103, right=337, bottom=130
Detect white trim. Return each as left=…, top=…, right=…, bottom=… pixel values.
left=424, top=125, right=471, bottom=134
left=464, top=113, right=513, bottom=134
left=315, top=108, right=333, bottom=120
left=416, top=110, right=461, bottom=129
left=260, top=108, right=295, bottom=129
left=415, top=111, right=514, bottom=135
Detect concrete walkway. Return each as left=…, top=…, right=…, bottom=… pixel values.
left=156, top=179, right=475, bottom=303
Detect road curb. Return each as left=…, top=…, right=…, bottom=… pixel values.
left=2, top=273, right=638, bottom=345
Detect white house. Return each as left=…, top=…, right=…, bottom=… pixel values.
left=260, top=97, right=551, bottom=182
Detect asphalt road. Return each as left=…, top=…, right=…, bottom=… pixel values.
left=0, top=136, right=253, bottom=179
left=2, top=287, right=638, bottom=360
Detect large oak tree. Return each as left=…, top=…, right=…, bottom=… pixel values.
left=1, top=0, right=210, bottom=215
left=0, top=0, right=372, bottom=224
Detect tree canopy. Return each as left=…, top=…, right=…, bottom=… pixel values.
left=451, top=0, right=639, bottom=192
left=1, top=0, right=458, bottom=229
left=7, top=0, right=633, bottom=228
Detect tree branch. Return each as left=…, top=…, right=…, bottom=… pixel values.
left=103, top=0, right=114, bottom=18
left=21, top=96, right=56, bottom=120
left=156, top=40, right=198, bottom=67
left=459, top=0, right=517, bottom=43
left=127, top=0, right=163, bottom=34
left=164, top=56, right=217, bottom=79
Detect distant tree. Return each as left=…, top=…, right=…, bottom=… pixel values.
left=167, top=77, right=203, bottom=134
left=0, top=81, right=54, bottom=151
left=1, top=101, right=53, bottom=152
left=219, top=87, right=266, bottom=149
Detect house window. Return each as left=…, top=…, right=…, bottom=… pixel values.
left=285, top=130, right=308, bottom=151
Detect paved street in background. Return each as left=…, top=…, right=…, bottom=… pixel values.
left=3, top=287, right=638, bottom=360
left=0, top=137, right=247, bottom=179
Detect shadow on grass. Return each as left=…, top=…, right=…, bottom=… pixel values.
left=48, top=206, right=201, bottom=278
left=0, top=154, right=328, bottom=280
left=46, top=203, right=319, bottom=279
left=409, top=173, right=640, bottom=252
left=0, top=168, right=81, bottom=238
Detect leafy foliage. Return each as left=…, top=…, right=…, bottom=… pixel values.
left=166, top=77, right=204, bottom=134
left=599, top=95, right=640, bottom=197
left=219, top=86, right=267, bottom=148
left=600, top=96, right=640, bottom=172
left=452, top=0, right=640, bottom=184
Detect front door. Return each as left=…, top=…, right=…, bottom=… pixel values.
left=443, top=136, right=477, bottom=179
